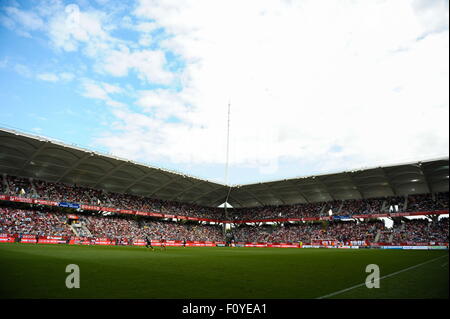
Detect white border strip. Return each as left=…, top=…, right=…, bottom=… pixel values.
left=316, top=254, right=448, bottom=299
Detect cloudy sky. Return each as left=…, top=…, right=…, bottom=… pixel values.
left=0, top=0, right=448, bottom=185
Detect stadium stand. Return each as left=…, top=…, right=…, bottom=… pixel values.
left=231, top=218, right=448, bottom=245
left=83, top=214, right=223, bottom=241
left=0, top=174, right=448, bottom=222
left=232, top=221, right=383, bottom=243
left=0, top=207, right=72, bottom=237
left=227, top=192, right=448, bottom=221
left=3, top=174, right=223, bottom=219
left=389, top=218, right=449, bottom=243
left=0, top=206, right=223, bottom=242
left=1, top=202, right=447, bottom=245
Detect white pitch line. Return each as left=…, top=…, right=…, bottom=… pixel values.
left=316, top=254, right=448, bottom=299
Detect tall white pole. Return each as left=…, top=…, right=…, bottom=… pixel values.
left=225, top=101, right=231, bottom=186
left=224, top=101, right=231, bottom=224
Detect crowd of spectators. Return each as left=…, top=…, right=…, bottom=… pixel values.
left=6, top=176, right=33, bottom=197
left=229, top=192, right=447, bottom=220
left=232, top=218, right=449, bottom=244
left=0, top=206, right=224, bottom=241
left=339, top=198, right=384, bottom=215
left=0, top=204, right=448, bottom=244
left=389, top=218, right=449, bottom=243
left=82, top=214, right=223, bottom=241
left=228, top=202, right=324, bottom=220
left=1, top=174, right=448, bottom=221
left=232, top=221, right=383, bottom=243
left=4, top=175, right=224, bottom=219
left=139, top=220, right=223, bottom=241
left=406, top=193, right=449, bottom=212
left=0, top=207, right=72, bottom=237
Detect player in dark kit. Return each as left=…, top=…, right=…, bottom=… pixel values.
left=145, top=236, right=154, bottom=251
left=160, top=237, right=166, bottom=251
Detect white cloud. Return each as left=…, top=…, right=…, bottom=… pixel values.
left=136, top=89, right=188, bottom=119
left=98, top=46, right=174, bottom=85
left=14, top=64, right=33, bottom=78
left=138, top=34, right=152, bottom=47
left=80, top=79, right=125, bottom=107
left=36, top=72, right=75, bottom=82
left=60, top=72, right=75, bottom=81
left=134, top=21, right=158, bottom=33
left=0, top=6, right=44, bottom=37
left=2, top=3, right=174, bottom=85
left=37, top=73, right=59, bottom=82
left=39, top=5, right=173, bottom=85
left=412, top=0, right=449, bottom=35
left=47, top=6, right=111, bottom=52
left=0, top=57, right=8, bottom=68
left=94, top=0, right=449, bottom=176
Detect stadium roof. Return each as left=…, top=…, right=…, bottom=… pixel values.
left=0, top=128, right=229, bottom=208
left=0, top=128, right=448, bottom=208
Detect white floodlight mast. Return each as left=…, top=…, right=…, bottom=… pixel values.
left=224, top=101, right=232, bottom=222
left=225, top=100, right=231, bottom=186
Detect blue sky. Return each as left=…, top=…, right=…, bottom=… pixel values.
left=0, top=0, right=449, bottom=185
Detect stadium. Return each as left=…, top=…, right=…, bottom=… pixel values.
left=0, top=128, right=448, bottom=299
left=0, top=1, right=449, bottom=311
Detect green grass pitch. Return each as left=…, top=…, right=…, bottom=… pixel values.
left=0, top=243, right=448, bottom=299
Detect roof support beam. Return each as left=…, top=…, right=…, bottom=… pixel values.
left=272, top=195, right=286, bottom=205
left=93, top=161, right=128, bottom=188
left=314, top=178, right=335, bottom=201
left=346, top=173, right=364, bottom=199
left=195, top=186, right=246, bottom=208
left=190, top=186, right=225, bottom=203
left=224, top=193, right=246, bottom=208
left=19, top=141, right=50, bottom=173
left=295, top=191, right=310, bottom=203
left=260, top=184, right=287, bottom=205
left=380, top=167, right=397, bottom=196
left=146, top=177, right=183, bottom=197
left=206, top=186, right=245, bottom=208
left=288, top=180, right=310, bottom=203
left=56, top=153, right=93, bottom=183
left=419, top=164, right=432, bottom=194
left=120, top=170, right=172, bottom=194
left=239, top=188, right=267, bottom=206
left=168, top=180, right=205, bottom=201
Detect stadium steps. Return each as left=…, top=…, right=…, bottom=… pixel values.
left=319, top=204, right=326, bottom=215
left=69, top=224, right=79, bottom=236
left=28, top=178, right=39, bottom=198
left=381, top=200, right=387, bottom=212
left=374, top=230, right=382, bottom=243
left=337, top=201, right=344, bottom=214
left=388, top=233, right=394, bottom=243
left=80, top=224, right=92, bottom=237
left=2, top=173, right=9, bottom=194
